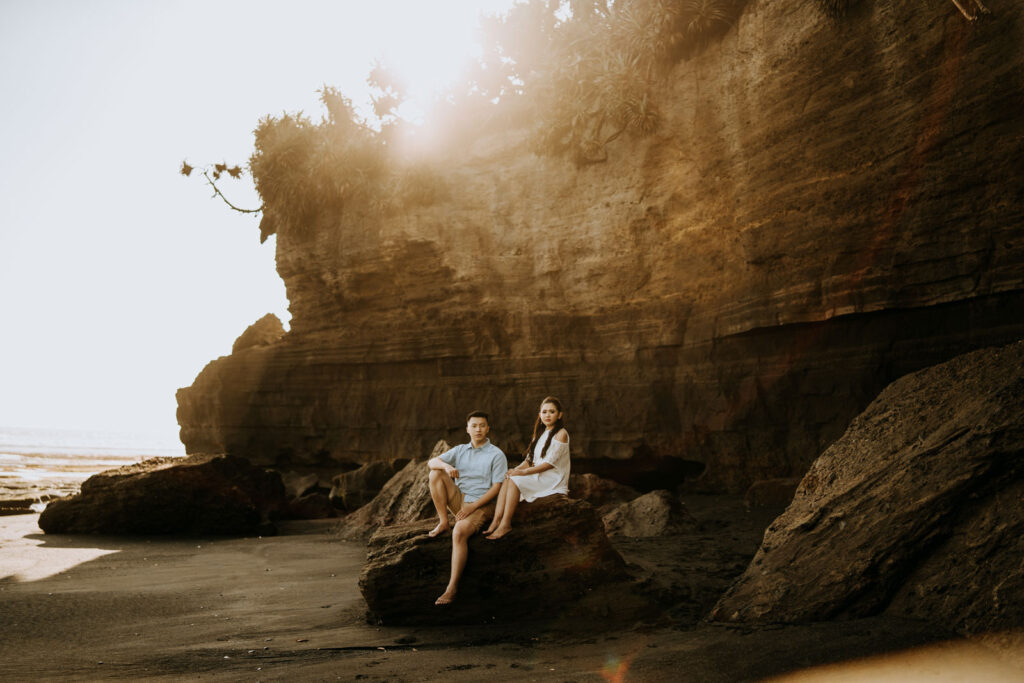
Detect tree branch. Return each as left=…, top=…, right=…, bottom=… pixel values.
left=202, top=170, right=263, bottom=214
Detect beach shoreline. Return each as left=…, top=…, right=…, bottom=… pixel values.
left=3, top=504, right=1022, bottom=681
left=0, top=427, right=185, bottom=509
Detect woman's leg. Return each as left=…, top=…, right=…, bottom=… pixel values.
left=486, top=479, right=520, bottom=539
left=483, top=479, right=509, bottom=535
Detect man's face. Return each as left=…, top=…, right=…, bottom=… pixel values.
left=466, top=417, right=490, bottom=443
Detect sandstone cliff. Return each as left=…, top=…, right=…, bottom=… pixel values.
left=178, top=0, right=1024, bottom=491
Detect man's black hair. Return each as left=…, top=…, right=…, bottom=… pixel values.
left=466, top=410, right=489, bottom=423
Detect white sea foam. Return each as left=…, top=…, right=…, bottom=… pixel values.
left=0, top=426, right=185, bottom=501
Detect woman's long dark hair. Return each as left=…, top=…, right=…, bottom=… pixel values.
left=524, top=396, right=565, bottom=465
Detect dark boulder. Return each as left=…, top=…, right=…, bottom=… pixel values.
left=38, top=454, right=287, bottom=535
left=602, top=490, right=697, bottom=538
left=711, top=341, right=1024, bottom=633
left=288, top=491, right=336, bottom=520
left=358, top=495, right=628, bottom=625
left=573, top=453, right=705, bottom=492
left=281, top=471, right=320, bottom=500
left=743, top=478, right=801, bottom=509
left=329, top=459, right=411, bottom=511
left=568, top=472, right=640, bottom=512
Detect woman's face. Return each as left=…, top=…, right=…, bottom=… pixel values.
left=539, top=402, right=562, bottom=428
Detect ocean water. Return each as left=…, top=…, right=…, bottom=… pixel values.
left=0, top=426, right=185, bottom=505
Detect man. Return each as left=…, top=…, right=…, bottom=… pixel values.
left=427, top=410, right=507, bottom=606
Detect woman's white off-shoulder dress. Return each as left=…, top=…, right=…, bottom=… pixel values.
left=511, top=432, right=571, bottom=502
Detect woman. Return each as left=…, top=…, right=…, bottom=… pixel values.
left=484, top=396, right=570, bottom=540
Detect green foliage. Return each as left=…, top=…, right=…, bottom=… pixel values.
left=479, top=0, right=743, bottom=164
left=249, top=87, right=447, bottom=242
left=196, top=0, right=756, bottom=239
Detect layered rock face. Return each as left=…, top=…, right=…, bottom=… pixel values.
left=711, top=341, right=1024, bottom=633
left=178, top=1, right=1024, bottom=490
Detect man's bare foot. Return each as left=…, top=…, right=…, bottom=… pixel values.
left=485, top=526, right=511, bottom=540
left=427, top=522, right=450, bottom=538
left=435, top=589, right=456, bottom=606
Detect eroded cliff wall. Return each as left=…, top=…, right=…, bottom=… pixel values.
left=178, top=0, right=1024, bottom=491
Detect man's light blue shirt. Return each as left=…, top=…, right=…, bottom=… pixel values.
left=439, top=439, right=507, bottom=503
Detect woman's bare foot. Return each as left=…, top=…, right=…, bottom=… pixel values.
left=485, top=526, right=511, bottom=540
left=482, top=525, right=497, bottom=536
left=435, top=589, right=456, bottom=605
left=427, top=522, right=450, bottom=538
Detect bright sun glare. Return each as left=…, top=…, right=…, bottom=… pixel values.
left=358, top=2, right=505, bottom=124
left=0, top=0, right=520, bottom=439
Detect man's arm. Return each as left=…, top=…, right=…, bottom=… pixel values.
left=428, top=454, right=459, bottom=479
left=454, top=480, right=502, bottom=520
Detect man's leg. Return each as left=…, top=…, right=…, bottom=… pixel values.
left=428, top=469, right=457, bottom=537
left=435, top=518, right=476, bottom=605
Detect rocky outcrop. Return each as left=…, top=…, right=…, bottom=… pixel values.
left=711, top=341, right=1024, bottom=633
left=602, top=490, right=697, bottom=538
left=744, top=478, right=802, bottom=509
left=334, top=442, right=448, bottom=541
left=178, top=0, right=1024, bottom=491
left=231, top=313, right=284, bottom=353
left=38, top=454, right=288, bottom=535
left=358, top=495, right=627, bottom=624
left=287, top=492, right=335, bottom=519
left=278, top=470, right=338, bottom=519
left=568, top=472, right=640, bottom=512
left=281, top=471, right=319, bottom=499
left=329, top=459, right=410, bottom=511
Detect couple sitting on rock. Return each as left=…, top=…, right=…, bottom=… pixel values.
left=426, top=396, right=571, bottom=606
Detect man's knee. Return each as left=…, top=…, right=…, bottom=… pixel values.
left=429, top=469, right=451, bottom=495
left=452, top=520, right=475, bottom=542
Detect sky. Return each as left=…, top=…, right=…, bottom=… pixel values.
left=0, top=0, right=517, bottom=444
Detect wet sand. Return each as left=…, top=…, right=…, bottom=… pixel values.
left=1, top=498, right=1021, bottom=682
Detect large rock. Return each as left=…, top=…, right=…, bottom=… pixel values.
left=177, top=1, right=1024, bottom=491
left=711, top=341, right=1024, bottom=633
left=287, top=492, right=336, bottom=520
left=602, top=490, right=697, bottom=538
left=743, top=478, right=802, bottom=509
left=334, top=441, right=448, bottom=541
left=281, top=471, right=320, bottom=499
left=329, top=459, right=410, bottom=511
left=38, top=454, right=288, bottom=535
left=358, top=495, right=627, bottom=624
left=568, top=472, right=640, bottom=511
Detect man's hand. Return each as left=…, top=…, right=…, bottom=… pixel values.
left=446, top=465, right=460, bottom=480
left=455, top=503, right=476, bottom=521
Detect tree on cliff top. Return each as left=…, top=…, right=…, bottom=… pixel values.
left=477, top=0, right=741, bottom=164
left=185, top=0, right=749, bottom=238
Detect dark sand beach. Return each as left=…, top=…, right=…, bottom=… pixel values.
left=3, top=496, right=1021, bottom=682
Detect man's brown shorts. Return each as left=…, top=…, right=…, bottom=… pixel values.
left=445, top=483, right=495, bottom=533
